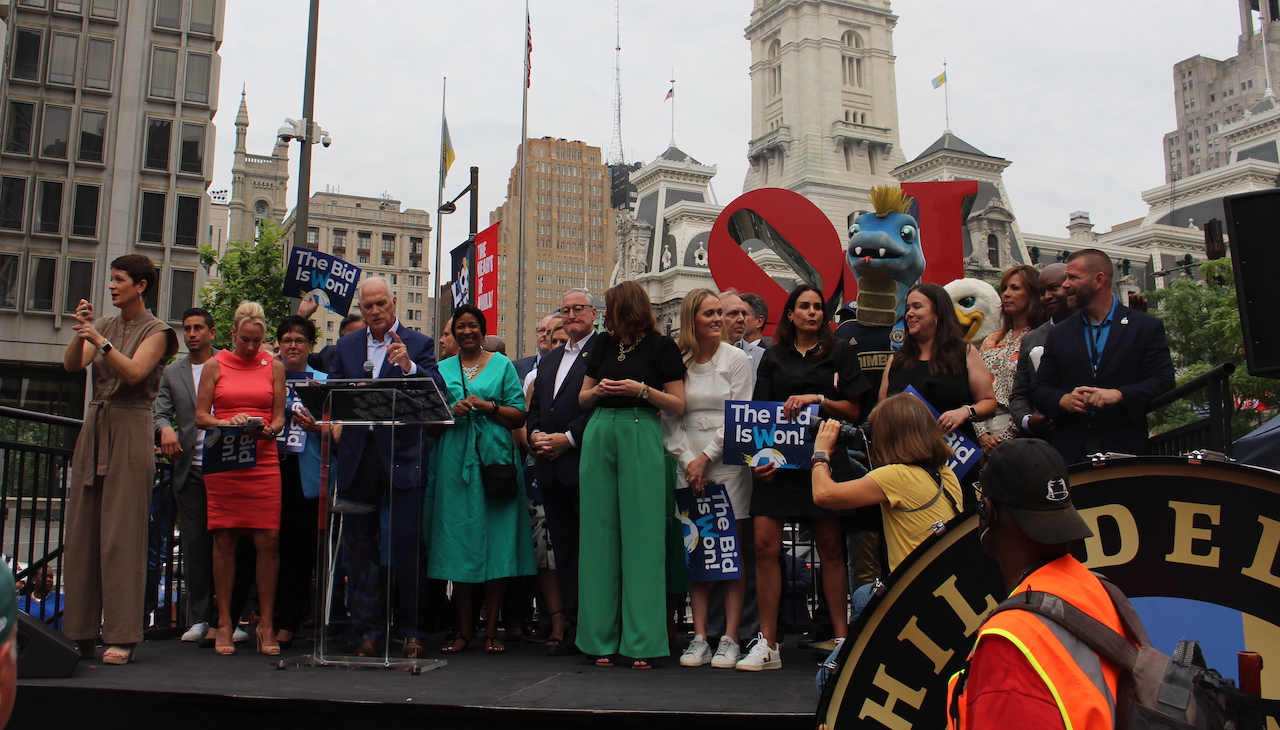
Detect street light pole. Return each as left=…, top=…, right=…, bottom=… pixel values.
left=468, top=166, right=479, bottom=296
left=292, top=0, right=320, bottom=257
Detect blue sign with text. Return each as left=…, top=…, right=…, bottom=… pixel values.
left=204, top=426, right=258, bottom=474
left=675, top=484, right=741, bottom=582
left=902, top=385, right=982, bottom=479
left=283, top=246, right=362, bottom=316
left=723, top=400, right=820, bottom=469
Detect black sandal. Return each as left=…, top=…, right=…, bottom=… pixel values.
left=441, top=632, right=474, bottom=653
left=484, top=634, right=506, bottom=654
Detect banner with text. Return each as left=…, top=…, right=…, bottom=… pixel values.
left=282, top=247, right=361, bottom=316
left=475, top=222, right=499, bottom=328
left=450, top=240, right=471, bottom=310
left=675, top=484, right=741, bottom=582
left=204, top=426, right=258, bottom=474
left=902, top=385, right=981, bottom=479
left=723, top=400, right=820, bottom=469
left=277, top=373, right=310, bottom=455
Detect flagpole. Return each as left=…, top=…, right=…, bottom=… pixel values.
left=669, top=71, right=676, bottom=144
left=433, top=77, right=448, bottom=338
left=943, top=58, right=950, bottom=132
left=516, top=3, right=531, bottom=357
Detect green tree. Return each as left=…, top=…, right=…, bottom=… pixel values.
left=198, top=222, right=292, bottom=350
left=1146, top=257, right=1277, bottom=436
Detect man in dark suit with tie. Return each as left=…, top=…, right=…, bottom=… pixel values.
left=153, top=308, right=219, bottom=643
left=330, top=276, right=442, bottom=658
left=1032, top=249, right=1175, bottom=463
left=527, top=288, right=596, bottom=656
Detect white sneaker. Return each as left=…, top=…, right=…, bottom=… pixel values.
left=680, top=634, right=711, bottom=666
left=711, top=636, right=741, bottom=668
left=735, top=633, right=782, bottom=671
left=181, top=622, right=209, bottom=642
left=232, top=627, right=251, bottom=643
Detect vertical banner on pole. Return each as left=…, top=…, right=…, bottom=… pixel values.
left=474, top=222, right=499, bottom=328
left=449, top=241, right=471, bottom=310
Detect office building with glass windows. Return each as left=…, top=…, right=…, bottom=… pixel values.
left=0, top=0, right=222, bottom=415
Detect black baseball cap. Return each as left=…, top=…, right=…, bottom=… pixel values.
left=979, top=438, right=1093, bottom=544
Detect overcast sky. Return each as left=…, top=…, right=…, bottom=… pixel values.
left=213, top=0, right=1243, bottom=257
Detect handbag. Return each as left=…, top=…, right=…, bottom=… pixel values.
left=459, top=358, right=519, bottom=499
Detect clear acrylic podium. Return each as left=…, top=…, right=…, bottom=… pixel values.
left=295, top=377, right=452, bottom=670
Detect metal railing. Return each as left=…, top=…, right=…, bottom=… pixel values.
left=1147, top=362, right=1236, bottom=457
left=0, top=405, right=187, bottom=636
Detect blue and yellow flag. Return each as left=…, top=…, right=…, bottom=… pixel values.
left=931, top=71, right=947, bottom=89
left=440, top=115, right=456, bottom=181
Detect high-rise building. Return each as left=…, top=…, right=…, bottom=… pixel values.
left=489, top=137, right=614, bottom=353
left=1162, top=2, right=1280, bottom=182
left=742, top=0, right=907, bottom=234
left=0, top=0, right=223, bottom=415
left=282, top=191, right=432, bottom=346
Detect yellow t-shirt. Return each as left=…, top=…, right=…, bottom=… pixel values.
left=868, top=463, right=962, bottom=571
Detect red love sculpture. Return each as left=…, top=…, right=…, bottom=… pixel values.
left=707, top=187, right=847, bottom=335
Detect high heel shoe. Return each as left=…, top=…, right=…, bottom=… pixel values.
left=275, top=629, right=294, bottom=650
left=214, top=626, right=235, bottom=656
left=256, top=625, right=280, bottom=656
left=102, top=644, right=136, bottom=665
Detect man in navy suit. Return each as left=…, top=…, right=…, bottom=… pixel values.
left=1032, top=249, right=1175, bottom=464
left=527, top=288, right=596, bottom=656
left=330, top=276, right=442, bottom=659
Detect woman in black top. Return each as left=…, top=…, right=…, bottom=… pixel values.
left=576, top=281, right=686, bottom=669
left=878, top=283, right=997, bottom=445
left=738, top=285, right=868, bottom=671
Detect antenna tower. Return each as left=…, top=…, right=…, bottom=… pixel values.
left=607, top=0, right=626, bottom=165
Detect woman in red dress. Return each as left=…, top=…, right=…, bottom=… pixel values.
left=195, top=302, right=286, bottom=656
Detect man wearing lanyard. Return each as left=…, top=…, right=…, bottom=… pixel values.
left=1031, top=249, right=1175, bottom=464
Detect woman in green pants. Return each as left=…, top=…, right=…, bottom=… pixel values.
left=577, top=281, right=686, bottom=669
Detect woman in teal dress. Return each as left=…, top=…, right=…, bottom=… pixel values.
left=427, top=304, right=535, bottom=654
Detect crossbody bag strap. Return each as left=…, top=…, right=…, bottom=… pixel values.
left=893, top=465, right=961, bottom=516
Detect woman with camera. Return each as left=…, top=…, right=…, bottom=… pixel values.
left=740, top=284, right=868, bottom=672
left=879, top=283, right=997, bottom=464
left=195, top=301, right=287, bottom=656
left=664, top=288, right=754, bottom=668
left=811, top=393, right=963, bottom=623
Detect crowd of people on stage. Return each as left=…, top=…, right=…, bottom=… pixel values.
left=46, top=247, right=1173, bottom=671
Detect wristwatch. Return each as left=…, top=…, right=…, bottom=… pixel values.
left=811, top=450, right=831, bottom=469
left=639, top=385, right=651, bottom=400
left=817, top=394, right=827, bottom=408
left=965, top=405, right=978, bottom=420
left=97, top=341, right=113, bottom=356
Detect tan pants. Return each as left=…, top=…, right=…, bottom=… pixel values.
left=62, top=474, right=150, bottom=645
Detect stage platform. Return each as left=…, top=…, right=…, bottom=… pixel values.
left=14, top=634, right=820, bottom=729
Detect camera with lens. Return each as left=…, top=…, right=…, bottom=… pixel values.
left=808, top=420, right=871, bottom=452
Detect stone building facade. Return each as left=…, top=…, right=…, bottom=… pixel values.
left=742, top=0, right=907, bottom=234
left=282, top=191, right=432, bottom=347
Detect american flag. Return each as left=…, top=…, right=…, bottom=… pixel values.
left=525, top=9, right=532, bottom=89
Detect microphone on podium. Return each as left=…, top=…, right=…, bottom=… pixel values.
left=363, top=360, right=375, bottom=379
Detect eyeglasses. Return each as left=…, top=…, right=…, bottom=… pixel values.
left=558, top=304, right=593, bottom=318
left=279, top=337, right=311, bottom=346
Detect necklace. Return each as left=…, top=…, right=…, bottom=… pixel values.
left=462, top=363, right=480, bottom=380
left=617, top=336, right=642, bottom=361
